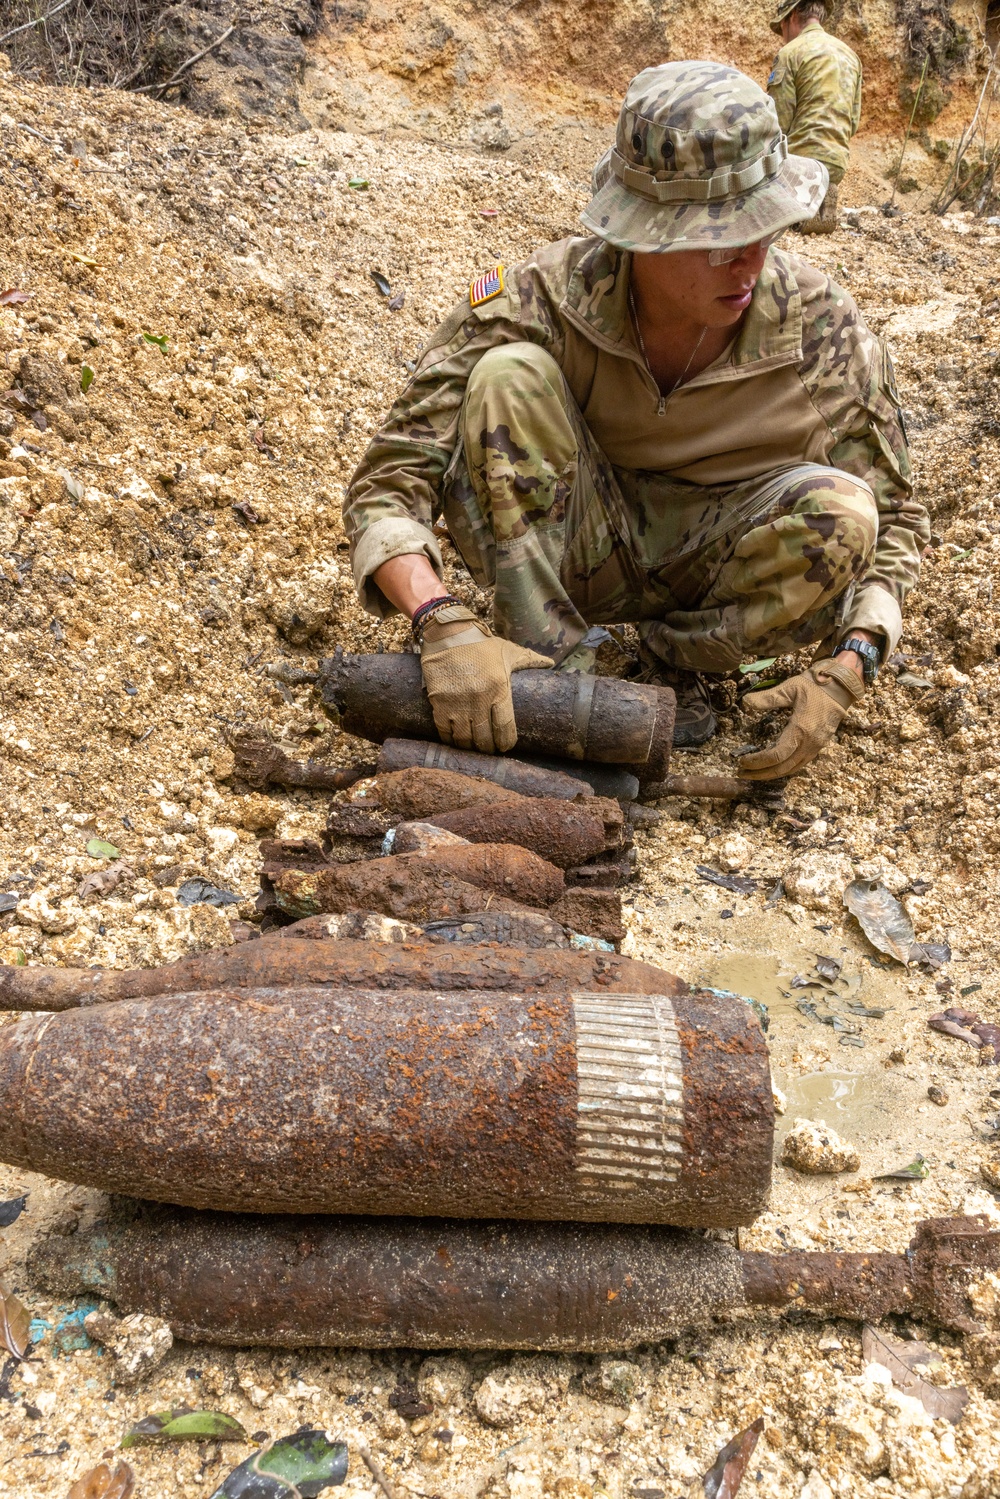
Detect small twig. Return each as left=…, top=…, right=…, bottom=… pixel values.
left=130, top=23, right=235, bottom=96
left=358, top=1444, right=400, bottom=1499
left=0, top=0, right=75, bottom=45
left=889, top=53, right=928, bottom=210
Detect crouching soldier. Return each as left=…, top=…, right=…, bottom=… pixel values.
left=343, top=61, right=926, bottom=780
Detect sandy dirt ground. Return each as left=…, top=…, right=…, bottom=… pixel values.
left=2, top=20, right=1000, bottom=1499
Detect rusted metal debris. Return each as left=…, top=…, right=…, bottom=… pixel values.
left=226, top=724, right=373, bottom=793
left=377, top=739, right=594, bottom=800
left=422, top=797, right=623, bottom=871
left=32, top=1207, right=1000, bottom=1350
left=0, top=982, right=771, bottom=1225
left=278, top=909, right=579, bottom=950
left=318, top=649, right=675, bottom=782
left=269, top=844, right=566, bottom=918
left=0, top=936, right=686, bottom=1012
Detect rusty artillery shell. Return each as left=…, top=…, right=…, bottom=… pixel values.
left=276, top=910, right=578, bottom=949
left=31, top=1209, right=1000, bottom=1351
left=319, top=650, right=675, bottom=781
left=377, top=739, right=593, bottom=800
left=0, top=982, right=772, bottom=1225
left=363, top=766, right=529, bottom=818
left=1, top=935, right=685, bottom=1012
left=424, top=798, right=616, bottom=871
left=31, top=1204, right=745, bottom=1351
left=270, top=844, right=564, bottom=919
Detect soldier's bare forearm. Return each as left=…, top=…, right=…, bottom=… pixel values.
left=373, top=554, right=447, bottom=618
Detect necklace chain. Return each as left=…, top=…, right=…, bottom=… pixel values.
left=628, top=284, right=707, bottom=401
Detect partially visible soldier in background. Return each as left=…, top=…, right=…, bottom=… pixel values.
left=767, top=0, right=862, bottom=233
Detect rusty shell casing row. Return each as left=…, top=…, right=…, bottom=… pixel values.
left=376, top=739, right=593, bottom=800
left=319, top=651, right=675, bottom=781
left=376, top=739, right=641, bottom=804
left=0, top=937, right=680, bottom=1013
left=0, top=985, right=772, bottom=1226
left=31, top=1205, right=745, bottom=1351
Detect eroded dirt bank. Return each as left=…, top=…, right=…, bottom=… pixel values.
left=1, top=19, right=1000, bottom=1499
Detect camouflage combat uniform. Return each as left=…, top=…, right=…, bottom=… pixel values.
left=768, top=20, right=862, bottom=187
left=344, top=239, right=924, bottom=673
left=344, top=62, right=925, bottom=678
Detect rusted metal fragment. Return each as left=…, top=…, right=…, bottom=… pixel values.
left=31, top=1205, right=745, bottom=1351
left=565, top=852, right=636, bottom=889
left=0, top=936, right=688, bottom=1011
left=325, top=804, right=391, bottom=841
left=268, top=864, right=530, bottom=924
left=377, top=739, right=592, bottom=800
left=741, top=1248, right=913, bottom=1322
left=360, top=767, right=525, bottom=819
left=426, top=798, right=616, bottom=870
left=270, top=845, right=564, bottom=919
left=741, top=1214, right=1000, bottom=1333
left=0, top=983, right=770, bottom=1225
left=33, top=1208, right=1000, bottom=1350
left=318, top=650, right=675, bottom=780
left=419, top=912, right=571, bottom=948
left=227, top=725, right=373, bottom=792
left=549, top=889, right=624, bottom=945
left=258, top=838, right=331, bottom=872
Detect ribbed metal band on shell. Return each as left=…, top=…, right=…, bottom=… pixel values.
left=610, top=137, right=788, bottom=203
left=572, top=992, right=684, bottom=1195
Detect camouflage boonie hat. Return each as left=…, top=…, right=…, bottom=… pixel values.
left=770, top=0, right=825, bottom=32
left=582, top=61, right=828, bottom=254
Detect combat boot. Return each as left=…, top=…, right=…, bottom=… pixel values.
left=633, top=653, right=718, bottom=747
left=797, top=183, right=839, bottom=235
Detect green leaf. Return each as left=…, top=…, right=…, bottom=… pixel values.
left=738, top=657, right=777, bottom=675
left=9, top=950, right=27, bottom=966
left=80, top=364, right=95, bottom=393
left=86, top=838, right=120, bottom=859
left=875, top=1154, right=930, bottom=1181
left=950, top=547, right=974, bottom=562
left=212, top=1428, right=348, bottom=1498
left=347, top=177, right=369, bottom=190
left=142, top=332, right=169, bottom=352
left=122, top=1407, right=247, bottom=1448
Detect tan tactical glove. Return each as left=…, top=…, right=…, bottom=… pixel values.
left=737, top=656, right=864, bottom=781
left=419, top=605, right=552, bottom=754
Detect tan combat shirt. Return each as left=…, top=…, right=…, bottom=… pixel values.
left=768, top=20, right=862, bottom=184
left=344, top=235, right=926, bottom=654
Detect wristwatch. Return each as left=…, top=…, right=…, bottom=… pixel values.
left=834, top=635, right=881, bottom=687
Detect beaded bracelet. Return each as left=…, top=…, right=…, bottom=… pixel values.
left=410, top=594, right=462, bottom=639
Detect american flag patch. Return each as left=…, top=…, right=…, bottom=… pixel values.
left=469, top=263, right=504, bottom=308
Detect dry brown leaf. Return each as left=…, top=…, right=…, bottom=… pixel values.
left=700, top=1416, right=765, bottom=1498
left=0, top=1278, right=30, bottom=1359
left=66, top=1460, right=136, bottom=1499
left=862, top=1325, right=969, bottom=1423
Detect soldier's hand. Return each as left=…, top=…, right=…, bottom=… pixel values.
left=737, top=657, right=864, bottom=781
left=419, top=605, right=552, bottom=754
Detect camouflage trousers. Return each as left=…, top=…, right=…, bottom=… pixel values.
left=442, top=342, right=878, bottom=674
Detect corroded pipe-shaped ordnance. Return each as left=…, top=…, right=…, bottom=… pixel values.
left=360, top=767, right=536, bottom=818
left=270, top=845, right=565, bottom=917
left=277, top=910, right=579, bottom=950
left=0, top=983, right=772, bottom=1224
left=0, top=936, right=681, bottom=1012
left=424, top=799, right=619, bottom=871
left=319, top=651, right=675, bottom=781
left=377, top=739, right=593, bottom=800
left=31, top=1209, right=1000, bottom=1350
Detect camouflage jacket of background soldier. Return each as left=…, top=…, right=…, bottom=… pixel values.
left=767, top=20, right=862, bottom=184
left=344, top=235, right=927, bottom=655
